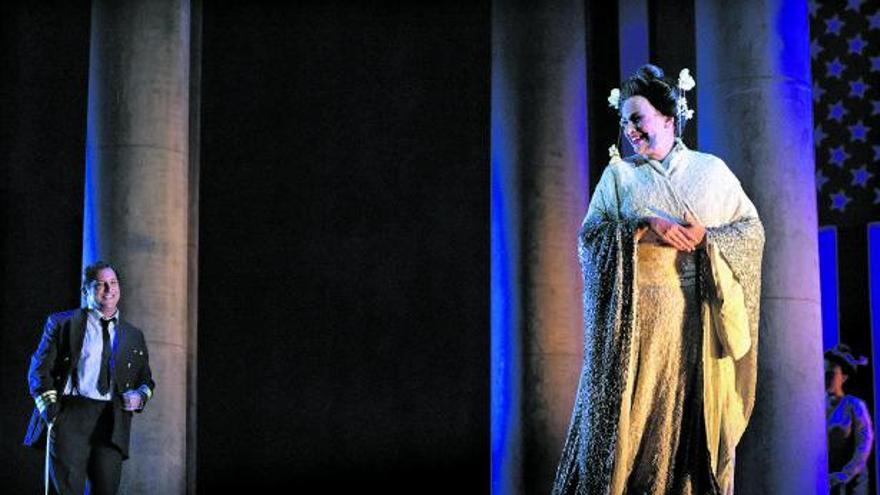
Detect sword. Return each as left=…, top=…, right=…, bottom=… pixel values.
left=44, top=420, right=53, bottom=495
left=35, top=390, right=58, bottom=495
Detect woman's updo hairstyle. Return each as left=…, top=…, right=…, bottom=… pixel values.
left=619, top=64, right=681, bottom=124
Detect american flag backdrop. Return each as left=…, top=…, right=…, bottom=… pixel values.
left=811, top=0, right=880, bottom=492
left=811, top=0, right=879, bottom=225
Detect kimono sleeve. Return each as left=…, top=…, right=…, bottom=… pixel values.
left=585, top=164, right=620, bottom=222
left=714, top=157, right=759, bottom=223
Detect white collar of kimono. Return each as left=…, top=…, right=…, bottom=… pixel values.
left=634, top=138, right=687, bottom=176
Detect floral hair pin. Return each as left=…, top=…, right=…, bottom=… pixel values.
left=607, top=144, right=625, bottom=165
left=607, top=88, right=621, bottom=110
left=676, top=68, right=695, bottom=122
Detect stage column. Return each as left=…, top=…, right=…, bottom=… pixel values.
left=82, top=0, right=193, bottom=493
left=491, top=0, right=589, bottom=493
left=696, top=1, right=826, bottom=493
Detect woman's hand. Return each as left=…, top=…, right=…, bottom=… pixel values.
left=829, top=471, right=849, bottom=486
left=642, top=216, right=700, bottom=252
left=682, top=211, right=705, bottom=248
left=121, top=389, right=145, bottom=411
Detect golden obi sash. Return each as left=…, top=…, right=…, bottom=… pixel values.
left=636, top=242, right=697, bottom=288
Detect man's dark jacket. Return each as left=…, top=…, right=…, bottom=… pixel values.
left=23, top=308, right=155, bottom=459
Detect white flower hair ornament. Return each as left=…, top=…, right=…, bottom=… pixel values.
left=676, top=68, right=696, bottom=123
left=608, top=144, right=624, bottom=165
left=607, top=89, right=623, bottom=165
left=607, top=88, right=620, bottom=110
left=678, top=68, right=695, bottom=91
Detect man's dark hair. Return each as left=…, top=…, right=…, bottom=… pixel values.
left=82, top=260, right=121, bottom=291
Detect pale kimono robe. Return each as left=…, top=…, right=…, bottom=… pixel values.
left=553, top=140, right=764, bottom=495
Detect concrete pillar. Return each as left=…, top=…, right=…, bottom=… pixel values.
left=186, top=2, right=202, bottom=492
left=82, top=0, right=192, bottom=493
left=696, top=1, right=826, bottom=493
left=491, top=1, right=589, bottom=493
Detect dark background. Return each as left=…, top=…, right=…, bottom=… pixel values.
left=2, top=1, right=489, bottom=492
left=197, top=1, right=489, bottom=492
left=1, top=0, right=92, bottom=489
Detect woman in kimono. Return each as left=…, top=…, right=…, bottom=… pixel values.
left=552, top=64, right=764, bottom=495
left=825, top=344, right=874, bottom=495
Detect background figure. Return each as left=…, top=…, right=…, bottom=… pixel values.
left=826, top=344, right=874, bottom=495
left=23, top=261, right=155, bottom=495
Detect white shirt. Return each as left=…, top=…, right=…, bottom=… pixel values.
left=63, top=309, right=118, bottom=401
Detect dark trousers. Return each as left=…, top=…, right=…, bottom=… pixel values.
left=49, top=396, right=123, bottom=495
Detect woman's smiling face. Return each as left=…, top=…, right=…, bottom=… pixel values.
left=620, top=95, right=675, bottom=160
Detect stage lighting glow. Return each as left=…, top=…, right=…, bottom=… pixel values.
left=490, top=101, right=522, bottom=495
left=819, top=226, right=840, bottom=351
left=868, top=222, right=880, bottom=492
